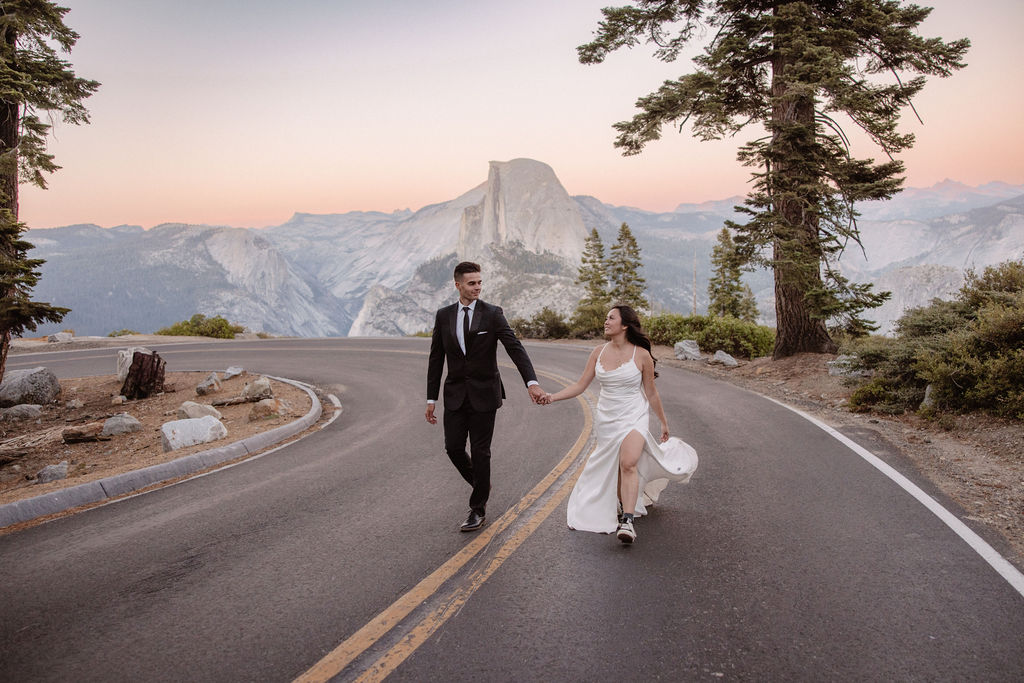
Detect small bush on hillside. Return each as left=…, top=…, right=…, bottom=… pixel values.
left=108, top=329, right=139, bottom=337
left=511, top=307, right=571, bottom=339
left=844, top=259, right=1024, bottom=419
left=643, top=313, right=774, bottom=359
left=156, top=314, right=244, bottom=339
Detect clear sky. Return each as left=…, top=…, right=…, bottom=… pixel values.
left=20, top=0, right=1024, bottom=230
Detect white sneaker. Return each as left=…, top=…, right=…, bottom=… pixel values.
left=616, top=519, right=636, bottom=544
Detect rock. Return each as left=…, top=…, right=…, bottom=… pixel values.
left=827, top=354, right=870, bottom=378
left=241, top=376, right=273, bottom=401
left=117, top=347, right=153, bottom=382
left=0, top=367, right=61, bottom=407
left=177, top=401, right=222, bottom=420
left=248, top=398, right=288, bottom=421
left=102, top=413, right=142, bottom=436
left=66, top=398, right=85, bottom=409
left=160, top=415, right=228, bottom=452
left=63, top=422, right=105, bottom=443
left=36, top=461, right=69, bottom=483
left=47, top=332, right=73, bottom=343
left=2, top=404, right=42, bottom=420
left=224, top=366, right=244, bottom=380
left=111, top=395, right=127, bottom=405
left=195, top=372, right=222, bottom=396
left=674, top=340, right=702, bottom=361
left=709, top=350, right=739, bottom=367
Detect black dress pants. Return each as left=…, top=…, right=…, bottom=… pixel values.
left=443, top=404, right=496, bottom=515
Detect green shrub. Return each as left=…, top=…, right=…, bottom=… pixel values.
left=156, top=314, right=244, bottom=339
left=511, top=307, right=570, bottom=339
left=843, top=259, right=1024, bottom=419
left=107, top=329, right=139, bottom=337
left=643, top=313, right=774, bottom=359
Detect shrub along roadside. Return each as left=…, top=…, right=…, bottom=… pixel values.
left=512, top=308, right=774, bottom=360
left=156, top=314, right=244, bottom=339
left=844, top=260, right=1024, bottom=420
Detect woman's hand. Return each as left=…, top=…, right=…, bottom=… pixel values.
left=660, top=423, right=669, bottom=442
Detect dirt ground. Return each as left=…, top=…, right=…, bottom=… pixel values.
left=0, top=369, right=312, bottom=508
left=652, top=346, right=1024, bottom=567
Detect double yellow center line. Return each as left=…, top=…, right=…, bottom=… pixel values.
left=294, top=370, right=593, bottom=682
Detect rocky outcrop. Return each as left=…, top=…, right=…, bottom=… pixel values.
left=0, top=367, right=61, bottom=408
left=160, top=415, right=228, bottom=452
left=457, top=159, right=588, bottom=263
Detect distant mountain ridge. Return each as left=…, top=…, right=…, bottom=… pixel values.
left=25, top=165, right=1024, bottom=338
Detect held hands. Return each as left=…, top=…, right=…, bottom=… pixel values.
left=528, top=384, right=547, bottom=405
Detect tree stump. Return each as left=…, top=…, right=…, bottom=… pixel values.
left=120, top=351, right=166, bottom=400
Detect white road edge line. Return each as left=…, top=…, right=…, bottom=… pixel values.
left=323, top=394, right=343, bottom=428
left=764, top=395, right=1024, bottom=599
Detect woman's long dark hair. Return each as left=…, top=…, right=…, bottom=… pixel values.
left=612, top=304, right=658, bottom=378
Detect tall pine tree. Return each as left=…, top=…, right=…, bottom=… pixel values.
left=570, top=228, right=611, bottom=337
left=708, top=228, right=758, bottom=322
left=578, top=1, right=968, bottom=358
left=608, top=222, right=648, bottom=312
left=0, top=1, right=98, bottom=381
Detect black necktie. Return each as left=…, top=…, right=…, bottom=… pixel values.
left=462, top=306, right=470, bottom=351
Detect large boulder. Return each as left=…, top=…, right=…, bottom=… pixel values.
left=674, top=340, right=702, bottom=361
left=117, top=347, right=153, bottom=382
left=160, top=415, right=228, bottom=452
left=248, top=398, right=289, bottom=421
left=0, top=367, right=61, bottom=408
left=224, top=366, right=245, bottom=380
left=36, top=461, right=69, bottom=483
left=196, top=372, right=222, bottom=396
left=1, top=404, right=42, bottom=420
left=102, top=413, right=142, bottom=436
left=177, top=401, right=222, bottom=420
left=47, top=332, right=73, bottom=343
left=242, top=376, right=273, bottom=401
left=709, top=350, right=739, bottom=367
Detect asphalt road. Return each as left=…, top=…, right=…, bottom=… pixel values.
left=1, top=338, right=1021, bottom=682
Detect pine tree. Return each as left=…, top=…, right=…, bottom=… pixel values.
left=578, top=1, right=968, bottom=358
left=708, top=228, right=759, bottom=322
left=608, top=222, right=648, bottom=311
left=570, top=228, right=611, bottom=337
left=0, top=2, right=98, bottom=381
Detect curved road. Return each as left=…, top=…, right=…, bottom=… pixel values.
left=1, top=338, right=1021, bottom=682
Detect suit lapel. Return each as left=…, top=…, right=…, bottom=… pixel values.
left=447, top=304, right=463, bottom=356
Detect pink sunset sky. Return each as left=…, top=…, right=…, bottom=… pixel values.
left=21, top=0, right=1024, bottom=230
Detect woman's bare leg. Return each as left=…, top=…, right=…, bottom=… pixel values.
left=618, top=430, right=645, bottom=515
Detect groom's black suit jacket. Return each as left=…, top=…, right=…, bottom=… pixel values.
left=427, top=300, right=537, bottom=412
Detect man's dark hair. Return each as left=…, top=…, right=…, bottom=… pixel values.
left=454, top=261, right=481, bottom=281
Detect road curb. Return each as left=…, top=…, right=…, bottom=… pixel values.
left=0, top=375, right=323, bottom=529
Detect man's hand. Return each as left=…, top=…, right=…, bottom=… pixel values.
left=425, top=403, right=437, bottom=424
left=528, top=384, right=546, bottom=404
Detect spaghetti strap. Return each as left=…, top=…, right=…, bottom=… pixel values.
left=597, top=343, right=610, bottom=364
left=630, top=345, right=637, bottom=360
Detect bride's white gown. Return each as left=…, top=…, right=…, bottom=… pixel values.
left=566, top=345, right=698, bottom=533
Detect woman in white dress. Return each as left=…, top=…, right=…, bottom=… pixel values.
left=541, top=305, right=697, bottom=543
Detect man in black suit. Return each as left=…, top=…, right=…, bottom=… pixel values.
left=426, top=261, right=545, bottom=531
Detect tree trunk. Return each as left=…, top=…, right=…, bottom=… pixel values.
left=769, top=21, right=838, bottom=360
left=0, top=25, right=19, bottom=387
left=120, top=351, right=166, bottom=400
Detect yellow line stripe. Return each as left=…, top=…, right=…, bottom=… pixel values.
left=355, top=445, right=586, bottom=682
left=293, top=374, right=591, bottom=683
